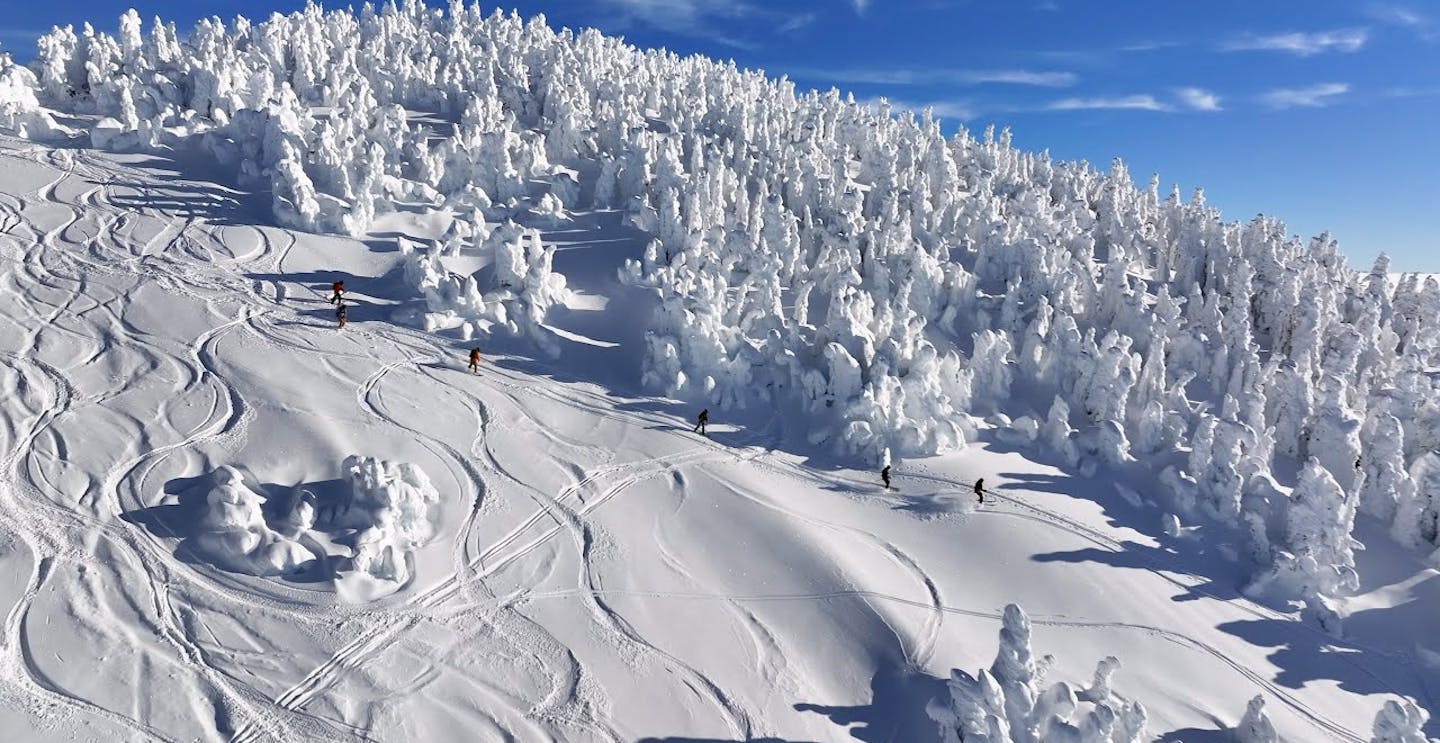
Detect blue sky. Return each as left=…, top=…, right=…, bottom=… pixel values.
left=4, top=1, right=1437, bottom=271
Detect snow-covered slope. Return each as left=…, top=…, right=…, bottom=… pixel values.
left=0, top=133, right=1423, bottom=743
left=1, top=4, right=1438, bottom=742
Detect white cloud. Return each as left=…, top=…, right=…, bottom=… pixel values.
left=1221, top=28, right=1368, bottom=56
left=962, top=69, right=1077, bottom=86
left=778, top=13, right=817, bottom=34
left=789, top=67, right=1076, bottom=87
left=1369, top=4, right=1426, bottom=27
left=1046, top=94, right=1172, bottom=112
left=1258, top=82, right=1350, bottom=109
left=1382, top=85, right=1440, bottom=99
left=852, top=0, right=871, bottom=13
left=1176, top=87, right=1223, bottom=111
left=605, top=0, right=812, bottom=47
left=1120, top=40, right=1184, bottom=53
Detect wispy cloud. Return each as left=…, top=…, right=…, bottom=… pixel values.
left=1120, top=39, right=1185, bottom=53
left=1369, top=4, right=1426, bottom=27
left=1221, top=28, right=1368, bottom=56
left=1259, top=82, right=1350, bottom=109
left=1176, top=87, right=1223, bottom=111
left=790, top=67, right=1077, bottom=87
left=965, top=69, right=1077, bottom=86
left=604, top=0, right=812, bottom=48
left=1046, top=94, right=1171, bottom=112
left=1383, top=85, right=1440, bottom=99
left=852, top=0, right=871, bottom=13
left=1367, top=4, right=1438, bottom=41
left=778, top=13, right=816, bottom=34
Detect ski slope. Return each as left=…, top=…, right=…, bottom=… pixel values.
left=0, top=135, right=1431, bottom=742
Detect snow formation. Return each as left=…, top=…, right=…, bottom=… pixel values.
left=340, top=454, right=442, bottom=584
left=193, top=465, right=312, bottom=576
left=186, top=457, right=439, bottom=586
left=927, top=603, right=1148, bottom=743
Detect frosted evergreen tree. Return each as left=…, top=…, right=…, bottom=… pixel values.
left=1307, top=374, right=1364, bottom=493
left=1235, top=696, right=1279, bottom=743
left=1394, top=452, right=1440, bottom=551
left=1283, top=458, right=1361, bottom=597
left=1371, top=698, right=1431, bottom=743
left=1359, top=412, right=1412, bottom=525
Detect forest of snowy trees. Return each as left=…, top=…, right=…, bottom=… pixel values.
left=3, top=1, right=1439, bottom=630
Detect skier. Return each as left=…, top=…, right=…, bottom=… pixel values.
left=692, top=408, right=709, bottom=435
left=336, top=301, right=348, bottom=329
left=974, top=477, right=986, bottom=504
left=881, top=464, right=891, bottom=490
left=329, top=280, right=344, bottom=304
left=467, top=347, right=482, bottom=374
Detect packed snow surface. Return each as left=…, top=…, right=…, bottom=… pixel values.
left=0, top=4, right=1438, bottom=742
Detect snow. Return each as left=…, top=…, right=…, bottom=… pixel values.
left=0, top=5, right=1435, bottom=742
left=192, top=465, right=312, bottom=576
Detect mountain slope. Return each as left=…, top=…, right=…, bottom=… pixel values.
left=0, top=135, right=1429, bottom=743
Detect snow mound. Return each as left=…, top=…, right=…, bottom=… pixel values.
left=142, top=456, right=441, bottom=594
left=193, top=465, right=312, bottom=576
left=340, top=454, right=442, bottom=585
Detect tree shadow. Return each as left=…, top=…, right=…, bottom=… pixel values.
left=1000, top=459, right=1260, bottom=605
left=1154, top=726, right=1232, bottom=742
left=1211, top=613, right=1437, bottom=710
left=1017, top=461, right=1440, bottom=728
left=634, top=665, right=940, bottom=743
left=793, top=664, right=946, bottom=743
left=81, top=139, right=275, bottom=226
left=636, top=739, right=806, bottom=743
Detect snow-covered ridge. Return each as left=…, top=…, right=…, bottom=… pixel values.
left=4, top=0, right=1439, bottom=632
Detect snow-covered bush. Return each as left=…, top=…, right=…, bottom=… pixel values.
left=401, top=226, right=571, bottom=357
left=0, top=52, right=63, bottom=138
left=927, top=604, right=1147, bottom=743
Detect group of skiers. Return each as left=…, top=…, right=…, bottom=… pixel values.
left=694, top=410, right=985, bottom=502
left=325, top=277, right=986, bottom=504
left=881, top=464, right=985, bottom=503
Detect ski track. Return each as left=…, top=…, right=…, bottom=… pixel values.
left=0, top=137, right=1384, bottom=743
